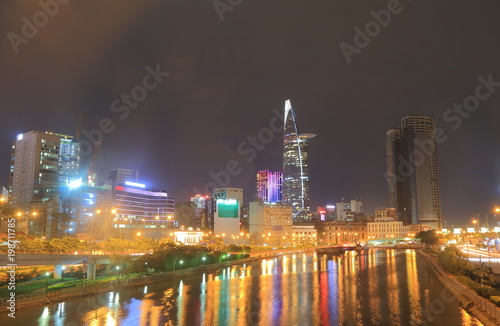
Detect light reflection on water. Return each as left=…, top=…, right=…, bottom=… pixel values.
left=4, top=250, right=484, bottom=326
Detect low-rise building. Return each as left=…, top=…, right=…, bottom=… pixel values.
left=367, top=219, right=407, bottom=240
left=367, top=208, right=431, bottom=240
left=174, top=228, right=203, bottom=245
left=315, top=221, right=367, bottom=245
left=292, top=223, right=317, bottom=246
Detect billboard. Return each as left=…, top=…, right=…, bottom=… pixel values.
left=217, top=199, right=239, bottom=218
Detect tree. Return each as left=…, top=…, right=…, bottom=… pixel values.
left=174, top=202, right=197, bottom=228
left=417, top=230, right=439, bottom=246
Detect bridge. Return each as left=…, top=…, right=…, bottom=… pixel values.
left=0, top=254, right=111, bottom=280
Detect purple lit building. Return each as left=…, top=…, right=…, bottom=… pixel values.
left=257, top=170, right=282, bottom=203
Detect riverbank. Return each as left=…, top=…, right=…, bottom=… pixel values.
left=0, top=247, right=312, bottom=313
left=418, top=250, right=500, bottom=326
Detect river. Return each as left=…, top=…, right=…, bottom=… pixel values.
left=0, top=249, right=484, bottom=325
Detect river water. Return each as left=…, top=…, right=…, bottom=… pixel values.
left=1, top=249, right=484, bottom=325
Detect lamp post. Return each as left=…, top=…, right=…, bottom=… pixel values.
left=485, top=208, right=500, bottom=230
left=174, top=259, right=183, bottom=271
left=45, top=272, right=50, bottom=292
left=0, top=197, right=5, bottom=216
left=109, top=209, right=116, bottom=240
left=95, top=209, right=101, bottom=241
left=484, top=209, right=499, bottom=257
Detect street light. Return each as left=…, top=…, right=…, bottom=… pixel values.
left=485, top=208, right=500, bottom=230
left=484, top=208, right=500, bottom=256
left=174, top=259, right=184, bottom=271
left=45, top=272, right=50, bottom=292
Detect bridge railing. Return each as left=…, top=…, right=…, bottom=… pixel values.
left=419, top=251, right=500, bottom=322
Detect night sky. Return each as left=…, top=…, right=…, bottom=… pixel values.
left=1, top=1, right=500, bottom=227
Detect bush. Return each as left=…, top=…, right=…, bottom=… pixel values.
left=423, top=245, right=440, bottom=256
left=455, top=275, right=500, bottom=299
left=438, top=247, right=467, bottom=273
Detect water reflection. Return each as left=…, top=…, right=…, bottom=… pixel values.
left=4, top=250, right=484, bottom=326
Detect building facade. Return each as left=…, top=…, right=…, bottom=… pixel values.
left=9, top=131, right=80, bottom=209
left=336, top=199, right=363, bottom=221
left=108, top=168, right=139, bottom=185
left=59, top=183, right=111, bottom=241
left=213, top=187, right=243, bottom=238
left=367, top=208, right=430, bottom=241
left=282, top=100, right=315, bottom=221
left=174, top=229, right=204, bottom=245
left=256, top=170, right=283, bottom=203
left=367, top=219, right=408, bottom=240
left=191, top=194, right=210, bottom=229
left=386, top=116, right=442, bottom=229
left=315, top=221, right=367, bottom=245
left=249, top=201, right=293, bottom=245
left=292, top=223, right=317, bottom=246
left=57, top=133, right=80, bottom=186
left=386, top=128, right=405, bottom=220
left=112, top=181, right=176, bottom=239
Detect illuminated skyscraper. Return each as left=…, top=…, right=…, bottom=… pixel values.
left=256, top=170, right=282, bottom=203
left=282, top=100, right=315, bottom=220
left=386, top=115, right=442, bottom=229
left=9, top=131, right=80, bottom=209
left=57, top=133, right=80, bottom=185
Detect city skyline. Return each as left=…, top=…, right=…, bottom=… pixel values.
left=1, top=1, right=500, bottom=227
left=1, top=105, right=499, bottom=228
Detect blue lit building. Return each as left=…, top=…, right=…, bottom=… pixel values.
left=59, top=183, right=110, bottom=240
left=257, top=170, right=282, bottom=203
